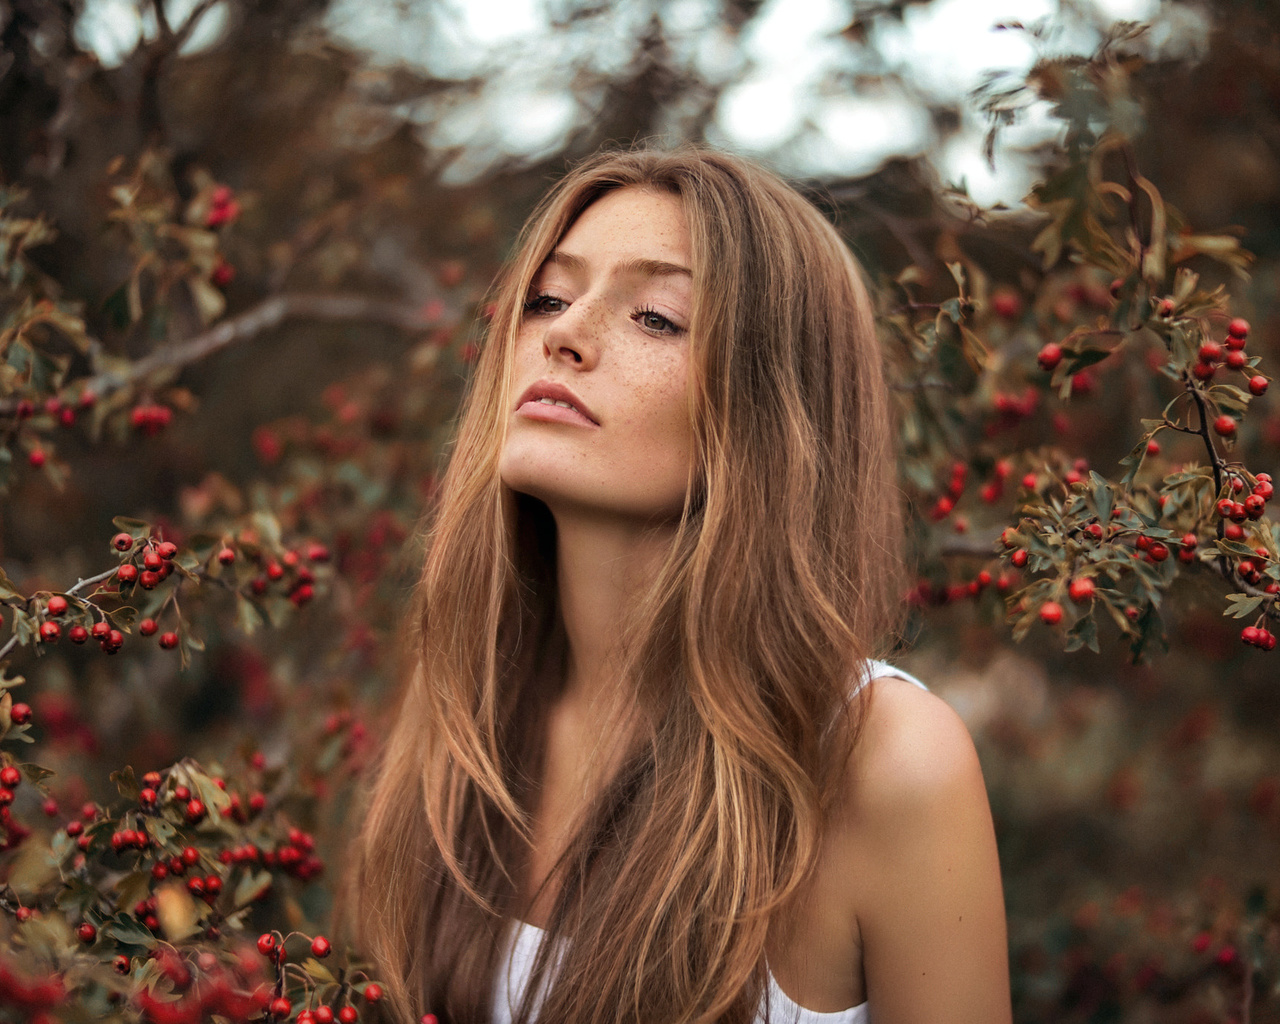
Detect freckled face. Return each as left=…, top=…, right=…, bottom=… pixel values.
left=499, top=187, right=695, bottom=524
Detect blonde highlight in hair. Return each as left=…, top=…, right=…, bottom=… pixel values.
left=348, top=148, right=905, bottom=1024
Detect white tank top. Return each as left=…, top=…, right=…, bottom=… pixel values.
left=492, top=659, right=927, bottom=1024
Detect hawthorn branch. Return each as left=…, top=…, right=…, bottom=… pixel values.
left=0, top=294, right=437, bottom=417
left=1184, top=378, right=1227, bottom=537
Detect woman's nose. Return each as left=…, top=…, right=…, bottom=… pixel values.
left=541, top=298, right=602, bottom=369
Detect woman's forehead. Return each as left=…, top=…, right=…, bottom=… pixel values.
left=549, top=187, right=692, bottom=272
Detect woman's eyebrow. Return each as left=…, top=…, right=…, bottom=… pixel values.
left=545, top=249, right=692, bottom=279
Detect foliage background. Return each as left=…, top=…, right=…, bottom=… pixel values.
left=2, top=0, right=1279, bottom=1021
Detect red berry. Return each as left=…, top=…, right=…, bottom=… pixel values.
left=315, top=1008, right=334, bottom=1024
left=117, top=564, right=138, bottom=583
left=27, top=449, right=46, bottom=468
left=185, top=799, right=206, bottom=824
left=1228, top=317, right=1250, bottom=340
left=211, top=260, right=235, bottom=288
left=1226, top=349, right=1247, bottom=369
left=271, top=997, right=292, bottom=1018
left=1068, top=578, right=1095, bottom=603
left=1086, top=523, right=1104, bottom=541
left=1148, top=543, right=1169, bottom=562
left=1146, top=440, right=1160, bottom=456
left=114, top=954, right=130, bottom=974
left=1249, top=376, right=1268, bottom=396
left=0, top=767, right=19, bottom=788
left=339, top=1008, right=358, bottom=1024
left=266, top=561, right=285, bottom=581
left=9, top=703, right=31, bottom=725
left=143, top=551, right=163, bottom=571
left=1037, top=343, right=1063, bottom=371
left=139, top=618, right=158, bottom=636
left=1243, top=626, right=1262, bottom=646
left=159, top=631, right=179, bottom=649
left=139, top=570, right=160, bottom=589
left=1198, top=342, right=1223, bottom=363
left=362, top=984, right=382, bottom=1003
left=77, top=922, right=97, bottom=943
left=1039, top=601, right=1063, bottom=625
left=311, top=935, right=331, bottom=958
left=993, top=290, right=1022, bottom=319
left=46, top=595, right=68, bottom=616
left=182, top=845, right=199, bottom=865
left=69, top=624, right=88, bottom=643
left=39, top=621, right=61, bottom=643
left=1157, top=298, right=1174, bottom=317
left=1214, top=415, right=1237, bottom=437
left=1011, top=549, right=1028, bottom=568
left=217, top=547, right=236, bottom=565
left=113, top=532, right=134, bottom=551
left=1192, top=361, right=1215, bottom=381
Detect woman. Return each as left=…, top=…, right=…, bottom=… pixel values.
left=350, top=149, right=1011, bottom=1024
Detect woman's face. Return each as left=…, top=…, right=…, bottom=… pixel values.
left=499, top=186, right=695, bottom=524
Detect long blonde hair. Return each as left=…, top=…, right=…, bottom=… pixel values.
left=349, top=148, right=905, bottom=1024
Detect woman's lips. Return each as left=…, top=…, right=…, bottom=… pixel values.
left=515, top=381, right=599, bottom=426
left=516, top=397, right=599, bottom=428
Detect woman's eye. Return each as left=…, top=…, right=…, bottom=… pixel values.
left=523, top=294, right=566, bottom=315
left=634, top=308, right=681, bottom=335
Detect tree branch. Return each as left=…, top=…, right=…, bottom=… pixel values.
left=0, top=293, right=438, bottom=417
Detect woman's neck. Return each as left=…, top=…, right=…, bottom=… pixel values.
left=551, top=507, right=675, bottom=712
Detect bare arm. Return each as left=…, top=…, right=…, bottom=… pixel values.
left=843, top=676, right=1012, bottom=1024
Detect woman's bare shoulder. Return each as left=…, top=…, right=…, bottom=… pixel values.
left=846, top=672, right=984, bottom=811
left=833, top=671, right=1012, bottom=1023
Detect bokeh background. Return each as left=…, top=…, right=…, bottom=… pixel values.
left=3, top=0, right=1280, bottom=1020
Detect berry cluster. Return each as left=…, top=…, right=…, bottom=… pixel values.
left=256, top=931, right=384, bottom=1023
left=204, top=184, right=241, bottom=229
left=1241, top=625, right=1277, bottom=650
left=129, top=402, right=174, bottom=435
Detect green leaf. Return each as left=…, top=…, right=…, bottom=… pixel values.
left=111, top=517, right=152, bottom=542
left=145, top=815, right=177, bottom=850
left=236, top=597, right=264, bottom=635
left=19, top=762, right=55, bottom=789
left=0, top=567, right=21, bottom=600
left=112, top=765, right=140, bottom=800
left=1223, top=594, right=1264, bottom=619
left=114, top=871, right=153, bottom=915
left=233, top=869, right=273, bottom=909
left=301, top=959, right=337, bottom=985
left=106, top=913, right=158, bottom=949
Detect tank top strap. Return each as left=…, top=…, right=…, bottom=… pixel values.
left=851, top=658, right=928, bottom=698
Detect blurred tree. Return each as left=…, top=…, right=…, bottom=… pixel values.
left=0, top=0, right=1279, bottom=1021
